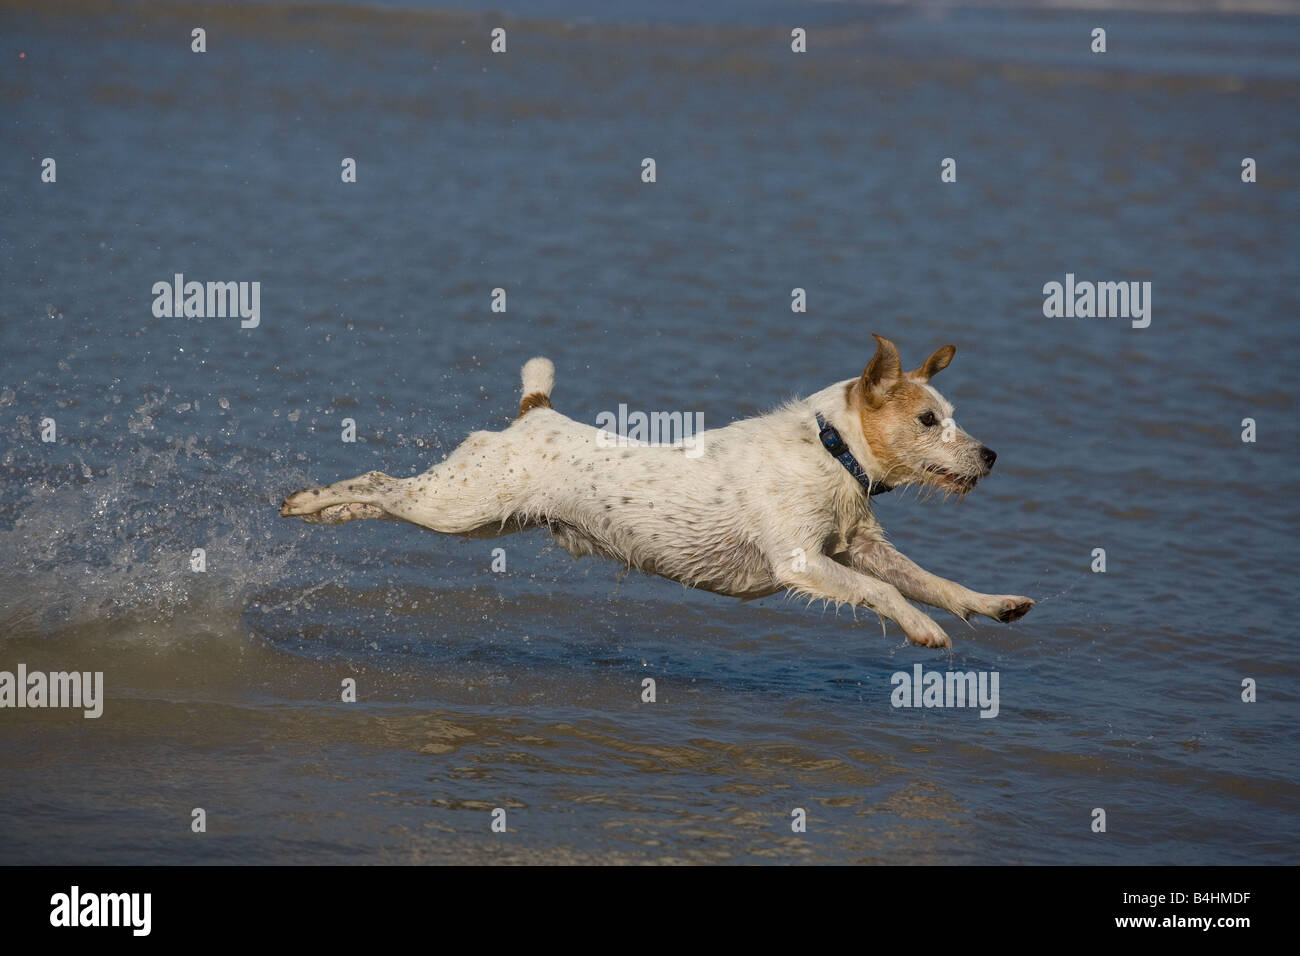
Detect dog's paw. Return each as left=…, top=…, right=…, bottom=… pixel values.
left=280, top=487, right=324, bottom=517
left=302, top=502, right=386, bottom=524
left=993, top=596, right=1035, bottom=623
left=905, top=615, right=951, bottom=649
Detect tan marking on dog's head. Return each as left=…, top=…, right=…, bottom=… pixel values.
left=849, top=335, right=993, bottom=496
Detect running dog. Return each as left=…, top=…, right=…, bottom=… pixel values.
left=281, top=335, right=1034, bottom=648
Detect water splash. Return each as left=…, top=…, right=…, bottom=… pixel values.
left=0, top=436, right=307, bottom=645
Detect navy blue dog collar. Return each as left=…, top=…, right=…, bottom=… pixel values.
left=816, top=413, right=892, bottom=497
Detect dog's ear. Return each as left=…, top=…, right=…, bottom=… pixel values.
left=910, top=344, right=955, bottom=383
left=859, top=334, right=902, bottom=406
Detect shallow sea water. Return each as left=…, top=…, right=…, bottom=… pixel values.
left=0, top=0, right=1297, bottom=863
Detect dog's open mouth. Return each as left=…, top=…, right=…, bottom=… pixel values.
left=924, top=465, right=979, bottom=494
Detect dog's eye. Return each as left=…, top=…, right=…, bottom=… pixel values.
left=918, top=411, right=938, bottom=427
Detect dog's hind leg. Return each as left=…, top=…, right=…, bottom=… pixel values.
left=282, top=360, right=554, bottom=533
left=281, top=435, right=520, bottom=536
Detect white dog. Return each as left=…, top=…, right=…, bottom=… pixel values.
left=282, top=335, right=1034, bottom=648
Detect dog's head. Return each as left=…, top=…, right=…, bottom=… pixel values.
left=848, top=334, right=996, bottom=496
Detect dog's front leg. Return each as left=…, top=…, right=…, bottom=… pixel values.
left=778, top=552, right=953, bottom=648
left=847, top=530, right=1034, bottom=624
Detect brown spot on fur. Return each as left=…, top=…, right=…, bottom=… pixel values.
left=518, top=392, right=552, bottom=418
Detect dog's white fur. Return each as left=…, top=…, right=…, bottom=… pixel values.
left=281, top=337, right=1034, bottom=648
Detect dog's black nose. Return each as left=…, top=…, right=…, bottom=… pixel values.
left=979, top=446, right=997, bottom=468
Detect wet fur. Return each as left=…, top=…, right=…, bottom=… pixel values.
left=281, top=338, right=1034, bottom=648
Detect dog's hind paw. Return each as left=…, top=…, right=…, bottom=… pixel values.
left=994, top=596, right=1035, bottom=623
left=280, top=487, right=325, bottom=517
left=303, top=502, right=386, bottom=524
left=281, top=492, right=386, bottom=524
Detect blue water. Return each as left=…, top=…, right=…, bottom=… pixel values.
left=0, top=0, right=1297, bottom=864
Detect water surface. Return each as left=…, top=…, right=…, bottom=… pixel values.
left=1, top=0, right=1297, bottom=864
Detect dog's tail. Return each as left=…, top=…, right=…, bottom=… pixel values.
left=518, top=357, right=555, bottom=418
